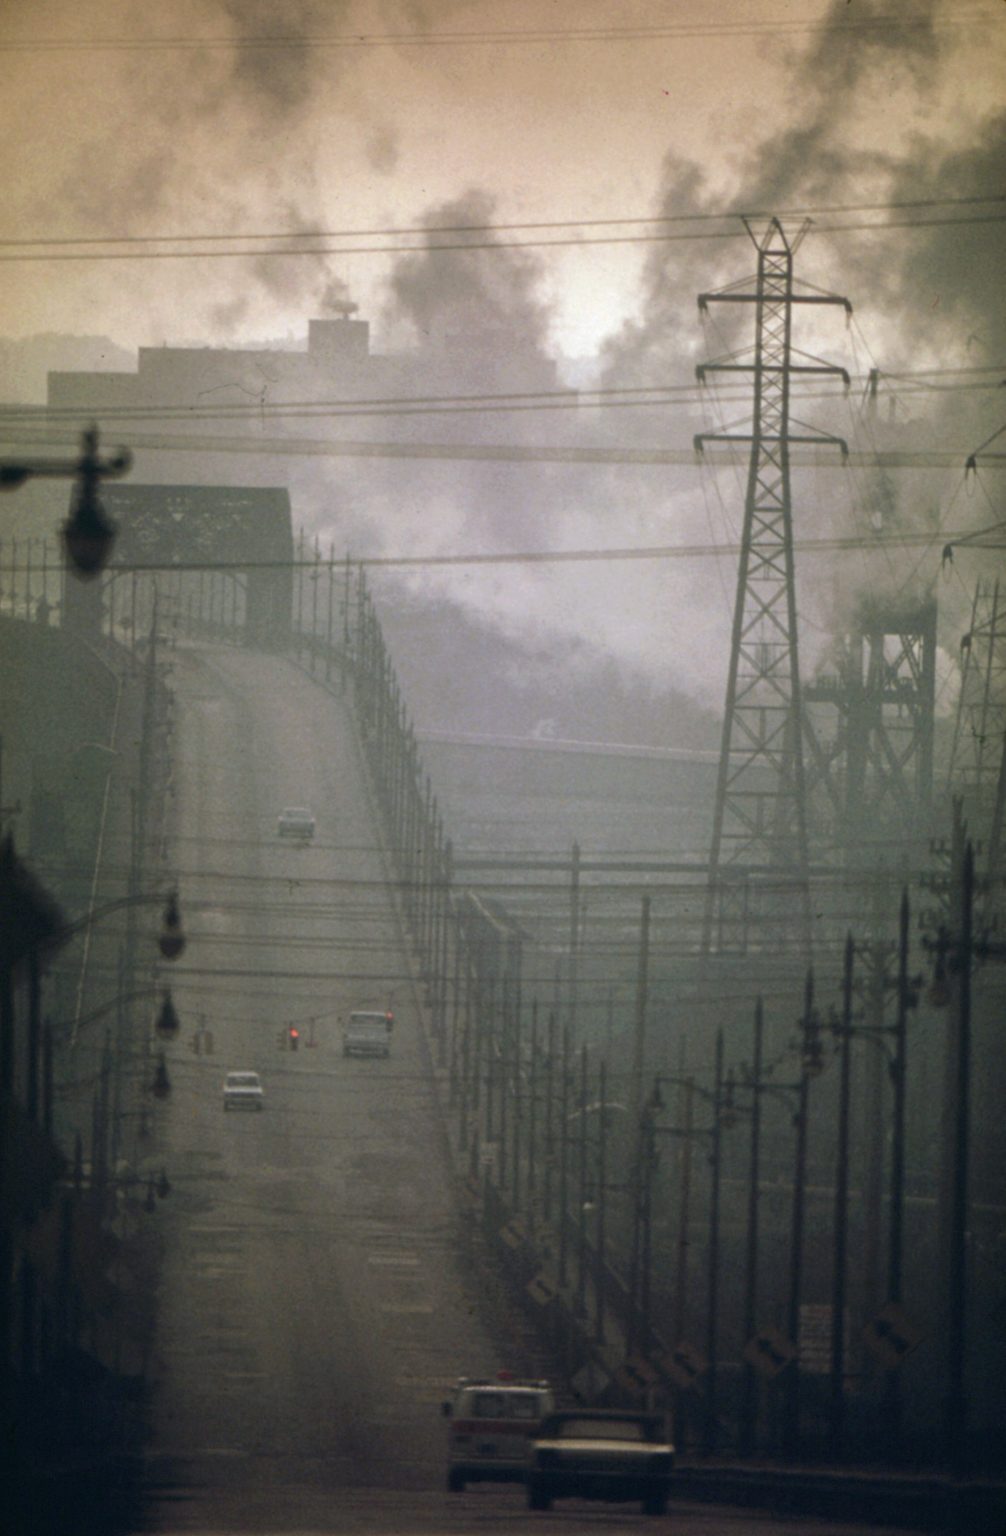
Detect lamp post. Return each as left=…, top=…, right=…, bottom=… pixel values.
left=884, top=887, right=914, bottom=1446
left=924, top=833, right=1006, bottom=1471
left=926, top=843, right=975, bottom=1473
left=564, top=1058, right=624, bottom=1342
left=829, top=933, right=855, bottom=1453
left=643, top=1039, right=729, bottom=1450
left=827, top=892, right=918, bottom=1456
left=705, top=1029, right=725, bottom=1454
left=0, top=426, right=132, bottom=578
left=783, top=970, right=825, bottom=1456
left=738, top=997, right=765, bottom=1456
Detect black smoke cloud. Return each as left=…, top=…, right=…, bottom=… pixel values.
left=378, top=188, right=562, bottom=553
left=220, top=0, right=329, bottom=117
left=384, top=189, right=553, bottom=365
left=602, top=0, right=944, bottom=388
left=891, top=109, right=1006, bottom=360
left=588, top=0, right=996, bottom=702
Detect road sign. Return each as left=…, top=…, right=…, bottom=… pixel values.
left=527, top=1271, right=557, bottom=1307
left=863, top=1303, right=924, bottom=1370
left=615, top=1354, right=660, bottom=1399
left=572, top=1360, right=611, bottom=1402
left=658, top=1341, right=708, bottom=1391
left=500, top=1217, right=527, bottom=1250
left=743, top=1326, right=798, bottom=1379
left=799, top=1303, right=840, bottom=1375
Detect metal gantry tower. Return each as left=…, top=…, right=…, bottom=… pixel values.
left=949, top=578, right=1005, bottom=827
left=804, top=595, right=937, bottom=857
left=696, top=218, right=851, bottom=955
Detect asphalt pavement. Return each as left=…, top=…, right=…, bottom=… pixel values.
left=144, top=644, right=506, bottom=1529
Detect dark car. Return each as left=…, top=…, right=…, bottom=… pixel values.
left=526, top=1409, right=673, bottom=1516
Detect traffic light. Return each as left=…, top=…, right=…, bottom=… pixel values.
left=288, top=1026, right=300, bottom=1051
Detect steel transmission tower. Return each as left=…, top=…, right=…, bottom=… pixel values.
left=949, top=578, right=1005, bottom=824
left=696, top=218, right=851, bottom=956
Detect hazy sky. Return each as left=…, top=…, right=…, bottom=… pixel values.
left=2, top=0, right=1001, bottom=354
left=2, top=0, right=1004, bottom=716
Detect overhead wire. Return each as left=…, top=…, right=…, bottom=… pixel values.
left=2, top=213, right=1004, bottom=262
left=0, top=372, right=1000, bottom=432
left=2, top=10, right=997, bottom=54
left=4, top=195, right=1002, bottom=251
left=0, top=530, right=983, bottom=579
left=0, top=425, right=990, bottom=468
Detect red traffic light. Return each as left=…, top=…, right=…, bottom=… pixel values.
left=288, top=1026, right=300, bottom=1050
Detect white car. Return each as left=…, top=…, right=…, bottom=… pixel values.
left=223, top=1070, right=264, bottom=1111
left=526, top=1410, right=674, bottom=1515
left=277, top=806, right=315, bottom=841
left=441, top=1376, right=555, bottom=1491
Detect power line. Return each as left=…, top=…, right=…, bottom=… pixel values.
left=2, top=372, right=1000, bottom=428
left=2, top=11, right=995, bottom=54
left=0, top=532, right=981, bottom=576
left=0, top=425, right=992, bottom=470
left=4, top=195, right=1001, bottom=250
left=2, top=213, right=1003, bottom=263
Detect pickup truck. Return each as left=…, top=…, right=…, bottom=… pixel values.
left=342, top=1010, right=394, bottom=1058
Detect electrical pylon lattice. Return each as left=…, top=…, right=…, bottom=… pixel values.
left=697, top=218, right=851, bottom=956
left=804, top=596, right=936, bottom=856
left=949, top=578, right=1006, bottom=834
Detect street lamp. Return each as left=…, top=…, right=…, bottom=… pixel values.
left=726, top=974, right=827, bottom=1457
left=566, top=1062, right=630, bottom=1346
left=138, top=1167, right=172, bottom=1213
left=826, top=897, right=920, bottom=1456
left=0, top=426, right=131, bottom=578
left=157, top=891, right=185, bottom=960
left=154, top=989, right=180, bottom=1040
left=783, top=970, right=826, bottom=1456
left=643, top=1033, right=730, bottom=1452
left=920, top=840, right=1006, bottom=1472
left=150, top=1051, right=171, bottom=1101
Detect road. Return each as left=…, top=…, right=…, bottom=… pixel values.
left=139, top=642, right=908, bottom=1536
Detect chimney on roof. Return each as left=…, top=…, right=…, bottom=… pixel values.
left=309, top=302, right=369, bottom=365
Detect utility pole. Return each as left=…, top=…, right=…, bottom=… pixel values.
left=672, top=1076, right=695, bottom=1348
left=696, top=217, right=850, bottom=959
left=576, top=1042, right=588, bottom=1317
left=703, top=1029, right=725, bottom=1454
left=934, top=840, right=975, bottom=1473
left=568, top=841, right=580, bottom=1038
left=632, top=896, right=651, bottom=1125
left=784, top=969, right=820, bottom=1454
left=830, top=933, right=855, bottom=1452
left=883, top=886, right=915, bottom=1450
left=595, top=1056, right=608, bottom=1345
left=739, top=997, right=765, bottom=1455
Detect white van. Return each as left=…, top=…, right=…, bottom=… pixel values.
left=441, top=1375, right=555, bottom=1491
left=342, top=1009, right=393, bottom=1058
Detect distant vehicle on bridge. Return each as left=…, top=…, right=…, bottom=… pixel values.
left=222, top=1070, right=264, bottom=1111
left=277, top=806, right=315, bottom=842
left=441, top=1374, right=555, bottom=1492
left=342, top=1010, right=394, bottom=1058
left=526, top=1409, right=673, bottom=1515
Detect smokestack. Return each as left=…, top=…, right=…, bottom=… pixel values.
left=309, top=304, right=370, bottom=366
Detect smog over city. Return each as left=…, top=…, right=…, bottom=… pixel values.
left=0, top=4, right=1004, bottom=1535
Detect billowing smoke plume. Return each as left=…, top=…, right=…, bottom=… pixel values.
left=591, top=0, right=1001, bottom=704
left=221, top=0, right=328, bottom=117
